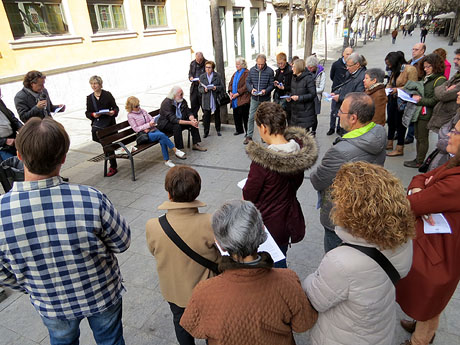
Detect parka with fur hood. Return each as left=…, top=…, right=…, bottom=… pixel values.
left=243, top=127, right=318, bottom=246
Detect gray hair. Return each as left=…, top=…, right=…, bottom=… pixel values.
left=212, top=200, right=267, bottom=258
left=366, top=68, right=385, bottom=83
left=236, top=56, right=247, bottom=69
left=306, top=55, right=319, bottom=68
left=347, top=53, right=367, bottom=67
left=344, top=92, right=375, bottom=124
left=89, top=75, right=103, bottom=86
left=256, top=53, right=267, bottom=62
left=167, top=86, right=182, bottom=100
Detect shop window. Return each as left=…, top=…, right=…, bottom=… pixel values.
left=3, top=0, right=68, bottom=38
left=87, top=1, right=126, bottom=33
left=141, top=0, right=167, bottom=28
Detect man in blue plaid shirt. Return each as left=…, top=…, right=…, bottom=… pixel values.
left=0, top=117, right=131, bottom=345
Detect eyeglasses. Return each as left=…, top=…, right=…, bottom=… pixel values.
left=346, top=62, right=358, bottom=68
left=450, top=128, right=460, bottom=135
left=338, top=109, right=351, bottom=116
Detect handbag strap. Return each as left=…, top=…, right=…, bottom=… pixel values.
left=159, top=214, right=219, bottom=274
left=341, top=243, right=401, bottom=286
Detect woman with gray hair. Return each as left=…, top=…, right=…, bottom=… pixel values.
left=306, top=55, right=326, bottom=136
left=228, top=57, right=250, bottom=135
left=180, top=200, right=318, bottom=345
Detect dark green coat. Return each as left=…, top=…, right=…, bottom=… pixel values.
left=418, top=73, right=446, bottom=121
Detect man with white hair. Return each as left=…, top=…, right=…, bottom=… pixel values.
left=157, top=86, right=207, bottom=152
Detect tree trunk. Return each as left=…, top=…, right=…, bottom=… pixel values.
left=363, top=14, right=370, bottom=44
left=304, top=14, right=315, bottom=58
left=210, top=0, right=228, bottom=123
left=449, top=4, right=460, bottom=45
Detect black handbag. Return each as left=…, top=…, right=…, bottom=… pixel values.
left=418, top=148, right=440, bottom=173
left=159, top=214, right=219, bottom=274
left=136, top=131, right=150, bottom=145
left=217, top=91, right=231, bottom=106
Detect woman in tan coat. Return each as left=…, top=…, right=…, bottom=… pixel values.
left=385, top=52, right=418, bottom=156
left=146, top=166, right=219, bottom=345
left=364, top=68, right=387, bottom=126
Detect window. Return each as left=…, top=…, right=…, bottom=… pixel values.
left=87, top=1, right=126, bottom=33
left=141, top=0, right=167, bottom=28
left=250, top=8, right=259, bottom=59
left=3, top=0, right=68, bottom=38
left=276, top=12, right=282, bottom=46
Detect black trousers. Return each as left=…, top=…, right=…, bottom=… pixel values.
left=158, top=122, right=201, bottom=149
left=387, top=96, right=407, bottom=146
left=233, top=103, right=249, bottom=134
left=190, top=84, right=202, bottom=118
left=92, top=129, right=117, bottom=168
left=168, top=302, right=195, bottom=345
left=202, top=108, right=221, bottom=135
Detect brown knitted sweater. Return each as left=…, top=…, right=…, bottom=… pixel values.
left=180, top=253, right=318, bottom=345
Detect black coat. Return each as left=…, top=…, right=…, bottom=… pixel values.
left=157, top=98, right=192, bottom=130
left=198, top=72, right=224, bottom=111
left=189, top=59, right=207, bottom=92
left=274, top=65, right=293, bottom=98
left=14, top=87, right=58, bottom=123
left=85, top=90, right=119, bottom=141
left=246, top=63, right=275, bottom=102
left=0, top=99, right=23, bottom=151
left=337, top=67, right=367, bottom=104
left=330, top=58, right=348, bottom=91
left=290, top=71, right=317, bottom=129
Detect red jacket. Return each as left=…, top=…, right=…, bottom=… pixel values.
left=396, top=162, right=460, bottom=320
left=243, top=127, right=318, bottom=246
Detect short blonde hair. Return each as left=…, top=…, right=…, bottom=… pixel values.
left=293, top=59, right=306, bottom=74
left=89, top=75, right=103, bottom=87
left=331, top=161, right=415, bottom=250
left=125, top=96, right=140, bottom=112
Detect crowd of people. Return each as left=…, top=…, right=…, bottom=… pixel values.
left=0, top=34, right=460, bottom=345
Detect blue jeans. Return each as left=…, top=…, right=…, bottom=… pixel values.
left=324, top=227, right=343, bottom=253
left=40, top=299, right=125, bottom=345
left=148, top=131, right=174, bottom=161
left=329, top=100, right=340, bottom=130
left=273, top=244, right=288, bottom=268
left=406, top=123, right=415, bottom=141
left=0, top=149, right=14, bottom=161
left=247, top=99, right=262, bottom=138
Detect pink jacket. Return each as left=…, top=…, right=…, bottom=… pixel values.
left=127, top=108, right=156, bottom=133
left=444, top=59, right=451, bottom=80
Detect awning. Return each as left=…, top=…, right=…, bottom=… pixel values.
left=434, top=12, right=456, bottom=20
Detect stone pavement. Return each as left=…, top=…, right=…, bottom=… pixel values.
left=1, top=29, right=460, bottom=345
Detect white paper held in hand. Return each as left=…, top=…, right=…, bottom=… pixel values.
left=215, top=226, right=286, bottom=263
left=423, top=213, right=452, bottom=234
left=397, top=89, right=418, bottom=104
left=52, top=105, right=64, bottom=115
left=237, top=178, right=247, bottom=189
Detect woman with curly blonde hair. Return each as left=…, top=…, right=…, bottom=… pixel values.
left=302, top=161, right=415, bottom=345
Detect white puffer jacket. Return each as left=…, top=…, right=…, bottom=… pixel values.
left=302, top=227, right=413, bottom=345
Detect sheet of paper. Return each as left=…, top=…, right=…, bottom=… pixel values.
left=152, top=114, right=160, bottom=123
left=215, top=226, right=286, bottom=263
left=96, top=109, right=110, bottom=115
left=237, top=178, right=247, bottom=189
left=322, top=91, right=333, bottom=101
left=191, top=77, right=200, bottom=82
left=52, top=105, right=64, bottom=115
left=397, top=89, right=418, bottom=104
left=385, top=88, right=393, bottom=96
left=423, top=213, right=452, bottom=234
left=280, top=95, right=291, bottom=99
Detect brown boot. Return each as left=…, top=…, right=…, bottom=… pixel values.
left=386, top=139, right=394, bottom=150
left=387, top=145, right=404, bottom=157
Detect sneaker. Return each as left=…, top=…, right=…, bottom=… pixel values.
left=326, top=128, right=335, bottom=136
left=165, top=160, right=176, bottom=168
left=243, top=136, right=252, bottom=145
left=175, top=150, right=186, bottom=160
left=107, top=167, right=118, bottom=177
left=217, top=132, right=222, bottom=136
left=403, top=159, right=421, bottom=168
left=192, top=144, right=207, bottom=152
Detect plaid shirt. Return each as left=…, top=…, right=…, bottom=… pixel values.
left=0, top=177, right=131, bottom=319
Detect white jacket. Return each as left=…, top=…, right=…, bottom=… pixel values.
left=302, top=227, right=413, bottom=345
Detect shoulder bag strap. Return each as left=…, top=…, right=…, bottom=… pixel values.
left=341, top=243, right=401, bottom=286
left=159, top=214, right=219, bottom=274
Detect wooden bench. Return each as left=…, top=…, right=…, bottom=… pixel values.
left=96, top=109, right=190, bottom=181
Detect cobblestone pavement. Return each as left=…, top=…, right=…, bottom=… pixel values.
left=1, top=30, right=459, bottom=345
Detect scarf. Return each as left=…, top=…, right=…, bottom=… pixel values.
left=173, top=100, right=183, bottom=119
left=231, top=68, right=245, bottom=109
left=24, top=87, right=50, bottom=116
left=207, top=72, right=216, bottom=113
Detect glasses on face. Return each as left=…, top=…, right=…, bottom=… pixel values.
left=346, top=62, right=357, bottom=68
left=338, top=109, right=351, bottom=116
left=450, top=128, right=460, bottom=136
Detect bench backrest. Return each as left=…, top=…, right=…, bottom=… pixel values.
left=96, top=109, right=160, bottom=152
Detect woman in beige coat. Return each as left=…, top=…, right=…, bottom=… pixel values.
left=146, top=166, right=219, bottom=345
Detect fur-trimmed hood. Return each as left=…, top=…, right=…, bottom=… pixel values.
left=246, top=126, right=318, bottom=174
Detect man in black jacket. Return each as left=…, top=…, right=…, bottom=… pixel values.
left=245, top=54, right=274, bottom=144
left=327, top=47, right=353, bottom=135
left=0, top=88, right=23, bottom=161
left=14, top=70, right=65, bottom=123
left=157, top=86, right=207, bottom=152
left=188, top=52, right=207, bottom=119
